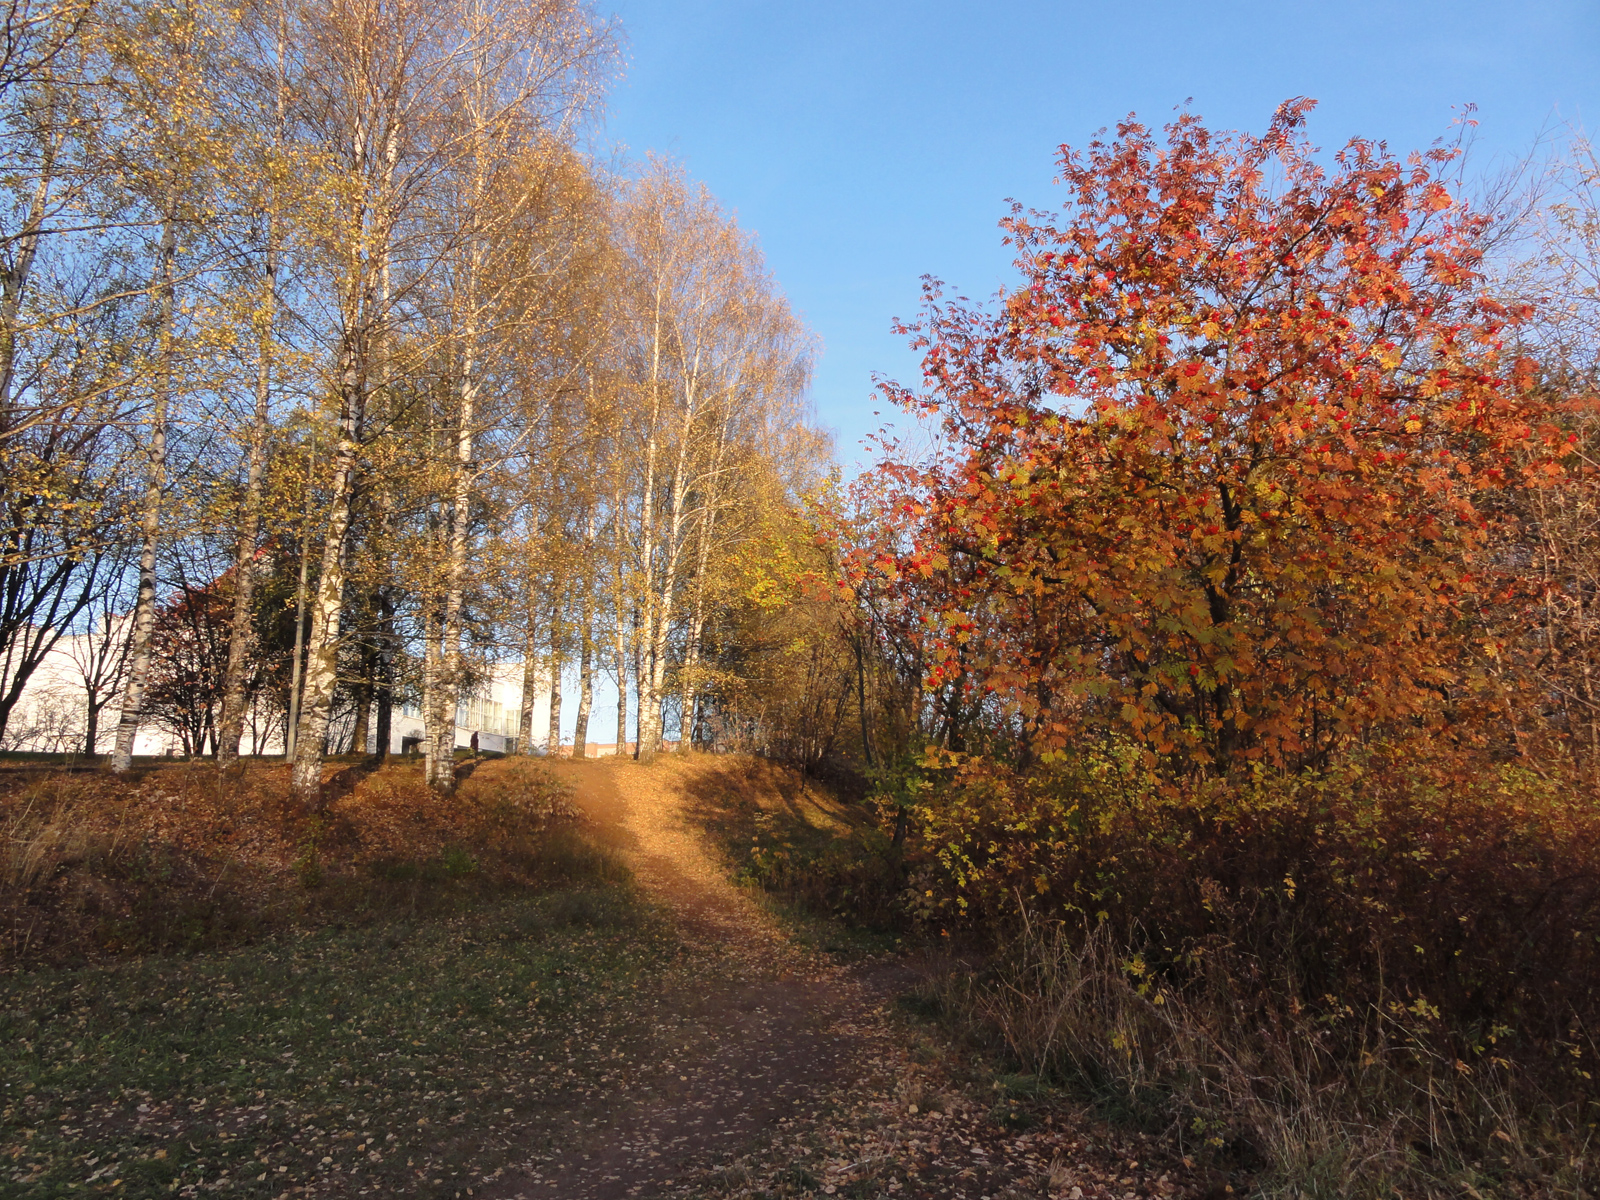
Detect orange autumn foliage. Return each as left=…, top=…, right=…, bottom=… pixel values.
left=867, top=101, right=1559, bottom=771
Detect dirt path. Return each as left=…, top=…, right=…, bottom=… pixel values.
left=480, top=756, right=1198, bottom=1200
left=481, top=757, right=901, bottom=1200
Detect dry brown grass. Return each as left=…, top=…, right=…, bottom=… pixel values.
left=662, top=751, right=864, bottom=831
left=935, top=913, right=1597, bottom=1199
left=0, top=755, right=584, bottom=963
left=2, top=787, right=123, bottom=892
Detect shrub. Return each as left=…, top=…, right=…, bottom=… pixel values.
left=901, top=749, right=1600, bottom=1194
left=912, top=752, right=1600, bottom=1046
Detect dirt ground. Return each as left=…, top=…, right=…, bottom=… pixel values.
left=478, top=755, right=1203, bottom=1200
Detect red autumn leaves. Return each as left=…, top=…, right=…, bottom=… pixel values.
left=849, top=100, right=1558, bottom=772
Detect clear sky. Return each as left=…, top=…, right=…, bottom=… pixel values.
left=563, top=0, right=1597, bottom=745
left=598, top=0, right=1598, bottom=469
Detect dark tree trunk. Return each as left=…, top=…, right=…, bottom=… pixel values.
left=84, top=689, right=100, bottom=758
left=373, top=587, right=395, bottom=760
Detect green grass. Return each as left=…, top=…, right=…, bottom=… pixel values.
left=1, top=883, right=676, bottom=1198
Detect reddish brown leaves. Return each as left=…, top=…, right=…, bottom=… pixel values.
left=854, top=102, right=1559, bottom=771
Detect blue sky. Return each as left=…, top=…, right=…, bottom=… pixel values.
left=562, top=0, right=1597, bottom=744
left=599, top=0, right=1598, bottom=468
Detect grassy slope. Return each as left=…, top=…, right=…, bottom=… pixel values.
left=2, top=883, right=679, bottom=1199
left=0, top=758, right=687, bottom=1199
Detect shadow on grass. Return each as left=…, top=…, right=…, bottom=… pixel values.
left=666, top=754, right=908, bottom=949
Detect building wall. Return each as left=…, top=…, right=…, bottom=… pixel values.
left=1, top=624, right=182, bottom=757
left=376, top=662, right=551, bottom=757
left=5, top=632, right=552, bottom=761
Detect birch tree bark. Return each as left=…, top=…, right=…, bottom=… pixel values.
left=217, top=29, right=286, bottom=769
left=110, top=189, right=177, bottom=774
left=572, top=506, right=596, bottom=756
left=289, top=337, right=365, bottom=804
left=545, top=601, right=563, bottom=755
left=611, top=508, right=628, bottom=756
left=517, top=599, right=540, bottom=754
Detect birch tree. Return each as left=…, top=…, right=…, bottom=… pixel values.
left=216, top=0, right=296, bottom=770
left=411, top=0, right=611, bottom=791
left=284, top=0, right=610, bottom=803
left=109, top=0, right=237, bottom=773
left=614, top=162, right=812, bottom=759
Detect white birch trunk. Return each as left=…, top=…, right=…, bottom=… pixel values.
left=677, top=417, right=728, bottom=750
left=679, top=511, right=716, bottom=751
left=422, top=597, right=448, bottom=777
left=517, top=602, right=540, bottom=755
left=572, top=508, right=596, bottom=757
left=110, top=197, right=178, bottom=775
left=637, top=358, right=704, bottom=760
left=289, top=344, right=364, bottom=808
left=283, top=442, right=315, bottom=761
left=425, top=345, right=477, bottom=791
left=629, top=258, right=673, bottom=760
left=612, top=554, right=628, bottom=757
left=546, top=637, right=562, bottom=755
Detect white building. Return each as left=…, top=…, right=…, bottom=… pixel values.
left=0, top=620, right=179, bottom=757
left=386, top=662, right=551, bottom=756
left=3, top=627, right=554, bottom=760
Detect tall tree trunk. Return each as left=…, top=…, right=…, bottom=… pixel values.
left=612, top=573, right=628, bottom=757
left=854, top=630, right=873, bottom=768
left=568, top=506, right=596, bottom=757
left=637, top=513, right=687, bottom=761
left=630, top=604, right=643, bottom=758
left=84, top=687, right=99, bottom=759
left=217, top=230, right=276, bottom=771
left=638, top=361, right=704, bottom=761
left=425, top=298, right=480, bottom=791
left=573, top=633, right=593, bottom=758
left=289, top=340, right=366, bottom=809
left=367, top=117, right=399, bottom=765
left=373, top=584, right=395, bottom=759
left=517, top=600, right=540, bottom=755
left=678, top=482, right=721, bottom=751
left=546, top=656, right=562, bottom=754
left=638, top=608, right=673, bottom=759
left=348, top=628, right=376, bottom=756
left=610, top=466, right=629, bottom=757
left=633, top=280, right=665, bottom=761
left=111, top=194, right=178, bottom=775
left=422, top=591, right=448, bottom=774
left=283, top=474, right=313, bottom=761
left=218, top=24, right=285, bottom=771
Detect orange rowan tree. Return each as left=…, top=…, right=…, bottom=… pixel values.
left=869, top=101, right=1556, bottom=773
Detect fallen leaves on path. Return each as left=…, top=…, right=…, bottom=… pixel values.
left=480, top=758, right=1213, bottom=1200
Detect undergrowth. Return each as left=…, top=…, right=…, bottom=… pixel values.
left=724, top=747, right=1600, bottom=1198
left=672, top=753, right=906, bottom=934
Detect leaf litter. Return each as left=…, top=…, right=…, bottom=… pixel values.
left=3, top=755, right=1216, bottom=1199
